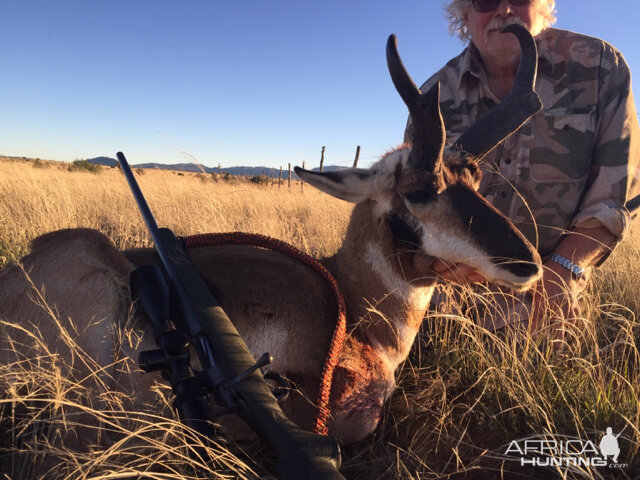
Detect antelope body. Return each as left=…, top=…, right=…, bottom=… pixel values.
left=0, top=26, right=542, bottom=446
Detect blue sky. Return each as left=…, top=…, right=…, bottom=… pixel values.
left=1, top=1, right=638, bottom=170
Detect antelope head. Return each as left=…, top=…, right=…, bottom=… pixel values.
left=296, top=24, right=543, bottom=291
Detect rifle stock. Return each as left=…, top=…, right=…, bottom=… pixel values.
left=116, top=152, right=344, bottom=479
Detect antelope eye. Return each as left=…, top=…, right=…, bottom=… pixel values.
left=404, top=189, right=436, bottom=205
left=464, top=162, right=478, bottom=176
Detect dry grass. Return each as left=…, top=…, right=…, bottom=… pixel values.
left=1, top=156, right=639, bottom=479
left=0, top=156, right=349, bottom=267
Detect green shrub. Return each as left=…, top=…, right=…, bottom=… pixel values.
left=249, top=175, right=269, bottom=185
left=32, top=158, right=50, bottom=169
left=68, top=159, right=101, bottom=174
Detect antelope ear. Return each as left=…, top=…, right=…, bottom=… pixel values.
left=294, top=166, right=375, bottom=203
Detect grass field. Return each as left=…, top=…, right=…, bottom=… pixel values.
left=1, top=156, right=639, bottom=479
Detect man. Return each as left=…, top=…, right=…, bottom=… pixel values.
left=406, top=0, right=640, bottom=339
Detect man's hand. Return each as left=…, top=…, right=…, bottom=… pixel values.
left=432, top=223, right=613, bottom=346
left=529, top=260, right=580, bottom=346
left=432, top=258, right=580, bottom=346
left=432, top=260, right=487, bottom=284
left=530, top=225, right=615, bottom=345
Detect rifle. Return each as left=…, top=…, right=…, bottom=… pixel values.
left=116, top=152, right=345, bottom=479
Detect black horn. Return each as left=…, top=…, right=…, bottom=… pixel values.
left=453, top=23, right=543, bottom=159
left=387, top=34, right=445, bottom=173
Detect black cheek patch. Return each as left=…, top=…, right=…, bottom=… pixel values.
left=446, top=184, right=539, bottom=277
left=404, top=189, right=435, bottom=205
left=387, top=213, right=422, bottom=248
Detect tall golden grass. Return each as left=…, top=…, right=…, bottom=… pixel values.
left=0, top=157, right=350, bottom=267
left=1, top=156, right=638, bottom=479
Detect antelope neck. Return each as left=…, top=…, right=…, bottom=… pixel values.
left=324, top=201, right=436, bottom=371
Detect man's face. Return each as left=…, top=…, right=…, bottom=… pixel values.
left=463, top=0, right=536, bottom=61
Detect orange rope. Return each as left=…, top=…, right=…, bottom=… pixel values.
left=181, top=232, right=346, bottom=436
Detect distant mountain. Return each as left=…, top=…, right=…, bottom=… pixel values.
left=87, top=156, right=348, bottom=179
left=88, top=156, right=118, bottom=167
left=133, top=162, right=208, bottom=172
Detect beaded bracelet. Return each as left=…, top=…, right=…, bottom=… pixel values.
left=549, top=252, right=585, bottom=279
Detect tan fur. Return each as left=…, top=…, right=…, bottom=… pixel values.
left=0, top=146, right=542, bottom=450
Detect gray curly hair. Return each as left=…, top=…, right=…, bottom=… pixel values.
left=445, top=0, right=556, bottom=41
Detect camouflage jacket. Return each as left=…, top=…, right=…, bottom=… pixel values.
left=405, top=28, right=640, bottom=257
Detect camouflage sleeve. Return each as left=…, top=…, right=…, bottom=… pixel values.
left=571, top=44, right=640, bottom=240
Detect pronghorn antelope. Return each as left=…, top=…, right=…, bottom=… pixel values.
left=0, top=25, right=542, bottom=446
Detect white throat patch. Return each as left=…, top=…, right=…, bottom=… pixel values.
left=364, top=242, right=433, bottom=309
left=363, top=241, right=434, bottom=370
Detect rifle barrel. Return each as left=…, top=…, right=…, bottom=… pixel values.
left=116, top=152, right=161, bottom=237
left=116, top=152, right=345, bottom=479
left=625, top=194, right=640, bottom=213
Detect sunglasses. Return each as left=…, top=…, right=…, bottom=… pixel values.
left=471, top=0, right=533, bottom=13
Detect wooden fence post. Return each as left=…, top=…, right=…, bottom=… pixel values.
left=288, top=163, right=291, bottom=190
left=319, top=146, right=325, bottom=172
left=353, top=145, right=361, bottom=168
left=301, top=161, right=305, bottom=192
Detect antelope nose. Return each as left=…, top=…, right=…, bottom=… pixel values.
left=503, top=260, right=541, bottom=280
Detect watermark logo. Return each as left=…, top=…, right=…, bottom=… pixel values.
left=599, top=427, right=621, bottom=464
left=505, top=427, right=629, bottom=469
